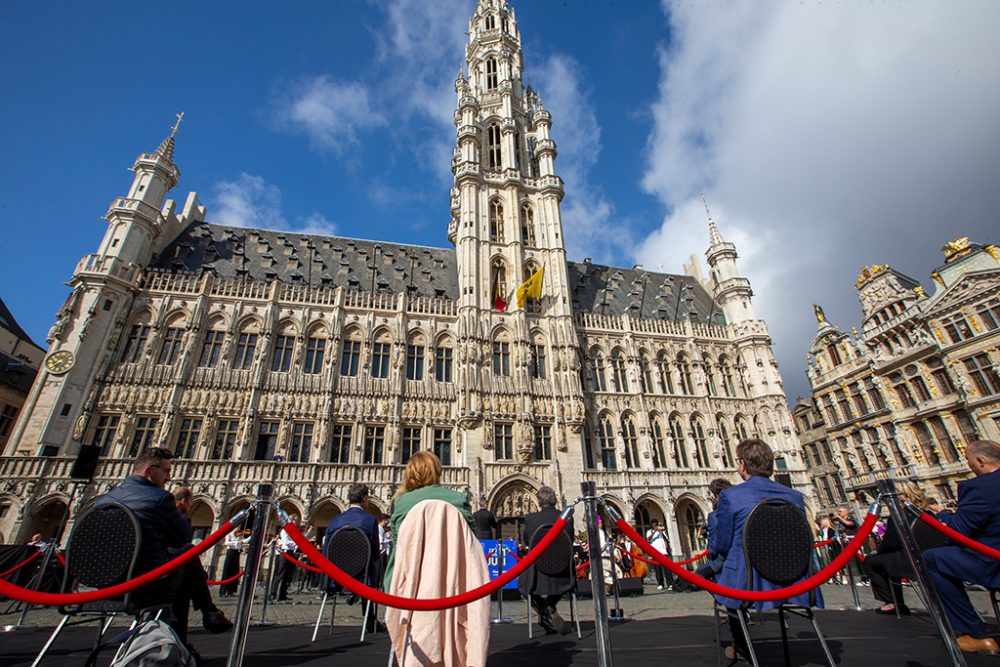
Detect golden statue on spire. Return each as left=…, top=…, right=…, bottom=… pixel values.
left=813, top=304, right=827, bottom=324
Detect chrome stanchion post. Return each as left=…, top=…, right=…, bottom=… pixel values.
left=876, top=478, right=966, bottom=667
left=582, top=481, right=614, bottom=667
left=257, top=543, right=278, bottom=625
left=227, top=484, right=272, bottom=667
left=841, top=531, right=863, bottom=611
left=491, top=542, right=512, bottom=624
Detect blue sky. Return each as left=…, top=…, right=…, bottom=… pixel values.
left=2, top=0, right=998, bottom=402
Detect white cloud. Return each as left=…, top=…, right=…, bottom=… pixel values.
left=639, top=2, right=1000, bottom=400
left=535, top=54, right=627, bottom=264
left=210, top=174, right=338, bottom=236
left=275, top=76, right=386, bottom=153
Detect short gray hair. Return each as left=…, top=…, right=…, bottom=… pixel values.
left=968, top=440, right=1000, bottom=463
left=536, top=485, right=557, bottom=507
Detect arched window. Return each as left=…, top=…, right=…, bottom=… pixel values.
left=599, top=415, right=617, bottom=471
left=651, top=417, right=668, bottom=469
left=592, top=350, right=608, bottom=392
left=492, top=329, right=511, bottom=377
left=640, top=353, right=654, bottom=394
left=487, top=124, right=502, bottom=170
left=611, top=350, right=629, bottom=393
left=703, top=356, right=718, bottom=396
left=406, top=331, right=426, bottom=381
left=669, top=414, right=689, bottom=468
left=684, top=505, right=706, bottom=552
left=622, top=415, right=639, bottom=468
left=656, top=352, right=674, bottom=394
left=691, top=416, right=710, bottom=467
left=720, top=356, right=736, bottom=397
left=485, top=57, right=498, bottom=90
left=489, top=198, right=504, bottom=242
left=677, top=353, right=693, bottom=395
left=371, top=329, right=392, bottom=379
left=735, top=415, right=750, bottom=441
left=520, top=203, right=536, bottom=246
left=530, top=333, right=547, bottom=379
left=827, top=343, right=842, bottom=367
left=484, top=14, right=496, bottom=31
left=434, top=334, right=454, bottom=383
left=717, top=415, right=734, bottom=467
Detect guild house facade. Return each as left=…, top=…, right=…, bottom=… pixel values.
left=0, top=0, right=811, bottom=562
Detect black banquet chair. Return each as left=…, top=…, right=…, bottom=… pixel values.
left=312, top=525, right=375, bottom=642
left=523, top=523, right=581, bottom=639
left=32, top=501, right=174, bottom=666
left=713, top=498, right=834, bottom=667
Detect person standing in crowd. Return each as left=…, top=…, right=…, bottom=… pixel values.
left=473, top=498, right=498, bottom=540
left=270, top=512, right=300, bottom=602
left=710, top=439, right=820, bottom=663
left=94, top=448, right=231, bottom=661
left=220, top=526, right=248, bottom=598
left=518, top=486, right=573, bottom=634
left=693, top=478, right=732, bottom=584
left=925, top=440, right=1000, bottom=655
left=645, top=519, right=672, bottom=590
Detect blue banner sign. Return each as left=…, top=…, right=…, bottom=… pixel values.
left=481, top=539, right=519, bottom=589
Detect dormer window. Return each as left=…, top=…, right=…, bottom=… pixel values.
left=485, top=58, right=498, bottom=90
left=487, top=124, right=502, bottom=169
left=485, top=14, right=496, bottom=30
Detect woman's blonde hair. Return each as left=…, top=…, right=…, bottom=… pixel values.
left=394, top=450, right=442, bottom=499
left=897, top=481, right=929, bottom=510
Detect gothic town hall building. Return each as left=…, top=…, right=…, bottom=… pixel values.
left=0, top=0, right=810, bottom=560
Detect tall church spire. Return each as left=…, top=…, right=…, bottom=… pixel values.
left=704, top=213, right=755, bottom=323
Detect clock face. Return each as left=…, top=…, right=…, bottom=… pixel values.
left=45, top=350, right=75, bottom=375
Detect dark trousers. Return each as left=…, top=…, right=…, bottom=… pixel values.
left=530, top=593, right=563, bottom=615
left=220, top=549, right=241, bottom=597
left=652, top=564, right=670, bottom=587
left=270, top=552, right=296, bottom=600
left=863, top=551, right=910, bottom=606
left=727, top=609, right=751, bottom=655
left=170, top=559, right=217, bottom=643
left=925, top=547, right=993, bottom=638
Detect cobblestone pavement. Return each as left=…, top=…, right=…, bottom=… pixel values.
left=3, top=576, right=996, bottom=629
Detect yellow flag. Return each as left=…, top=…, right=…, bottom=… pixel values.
left=515, top=265, right=545, bottom=308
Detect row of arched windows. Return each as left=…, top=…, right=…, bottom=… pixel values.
left=590, top=348, right=742, bottom=398
left=489, top=199, right=538, bottom=246
left=589, top=412, right=750, bottom=471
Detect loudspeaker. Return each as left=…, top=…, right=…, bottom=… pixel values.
left=616, top=576, right=645, bottom=597
left=70, top=444, right=100, bottom=480
left=575, top=579, right=593, bottom=598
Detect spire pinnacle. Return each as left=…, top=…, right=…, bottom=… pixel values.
left=156, top=112, right=184, bottom=161
left=703, top=194, right=725, bottom=246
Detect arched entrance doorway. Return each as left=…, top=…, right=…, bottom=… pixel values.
left=491, top=482, right=538, bottom=541
left=23, top=497, right=69, bottom=544
left=633, top=498, right=666, bottom=542
left=308, top=499, right=342, bottom=539
left=674, top=498, right=706, bottom=556
left=188, top=500, right=215, bottom=542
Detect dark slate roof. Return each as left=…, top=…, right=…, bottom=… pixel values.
left=0, top=296, right=41, bottom=348
left=151, top=222, right=722, bottom=323
left=0, top=348, right=37, bottom=393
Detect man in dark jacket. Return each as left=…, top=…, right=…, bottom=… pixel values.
left=324, top=482, right=382, bottom=631
left=518, top=486, right=573, bottom=635
left=473, top=499, right=498, bottom=540
left=925, top=439, right=1000, bottom=655
left=94, top=448, right=231, bottom=647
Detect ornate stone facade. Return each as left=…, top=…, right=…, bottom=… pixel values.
left=804, top=239, right=1000, bottom=513
left=0, top=0, right=811, bottom=564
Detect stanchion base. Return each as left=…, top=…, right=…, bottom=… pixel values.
left=250, top=620, right=278, bottom=627
left=608, top=609, right=629, bottom=622
left=490, top=618, right=513, bottom=624
left=3, top=624, right=27, bottom=632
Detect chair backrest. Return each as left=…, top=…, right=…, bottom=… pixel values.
left=67, top=501, right=140, bottom=590
left=528, top=523, right=573, bottom=577
left=742, top=498, right=813, bottom=587
left=910, top=515, right=949, bottom=553
left=325, top=526, right=371, bottom=580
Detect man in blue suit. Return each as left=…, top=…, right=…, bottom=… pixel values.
left=924, top=439, right=1000, bottom=655
left=324, top=482, right=382, bottom=630
left=709, top=438, right=821, bottom=661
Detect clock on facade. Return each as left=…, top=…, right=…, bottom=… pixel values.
left=45, top=350, right=75, bottom=375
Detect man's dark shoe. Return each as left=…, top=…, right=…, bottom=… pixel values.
left=203, top=610, right=234, bottom=634
left=347, top=593, right=360, bottom=606
left=548, top=608, right=569, bottom=635
left=537, top=609, right=559, bottom=635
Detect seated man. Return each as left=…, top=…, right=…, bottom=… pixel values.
left=694, top=478, right=732, bottom=584
left=924, top=439, right=1000, bottom=655
left=324, top=482, right=381, bottom=629
left=94, top=448, right=231, bottom=652
left=518, top=485, right=574, bottom=634
left=710, top=438, right=821, bottom=662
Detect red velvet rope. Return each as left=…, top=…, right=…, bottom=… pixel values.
left=502, top=544, right=521, bottom=562
left=0, top=519, right=236, bottom=606
left=615, top=511, right=879, bottom=602
left=281, top=551, right=324, bottom=574
left=575, top=560, right=590, bottom=574
left=282, top=518, right=569, bottom=610
left=206, top=571, right=245, bottom=586
left=814, top=539, right=834, bottom=547
left=0, top=550, right=42, bottom=578
left=918, top=511, right=1000, bottom=561
left=55, top=552, right=66, bottom=566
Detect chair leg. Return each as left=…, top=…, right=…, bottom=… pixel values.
left=527, top=595, right=533, bottom=639
left=329, top=594, right=337, bottom=636
left=713, top=604, right=723, bottom=667
left=361, top=598, right=372, bottom=642
left=571, top=593, right=581, bottom=639
left=990, top=590, right=1000, bottom=631
left=778, top=607, right=790, bottom=667
left=737, top=607, right=760, bottom=667
left=31, top=614, right=71, bottom=667
left=807, top=608, right=836, bottom=667
left=889, top=579, right=902, bottom=620
left=312, top=592, right=328, bottom=642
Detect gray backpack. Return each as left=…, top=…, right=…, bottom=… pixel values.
left=108, top=620, right=195, bottom=667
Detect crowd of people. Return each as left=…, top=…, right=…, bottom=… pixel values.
left=14, top=436, right=1000, bottom=663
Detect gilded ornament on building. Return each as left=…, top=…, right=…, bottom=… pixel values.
left=813, top=304, right=826, bottom=324
left=913, top=286, right=926, bottom=298
left=986, top=245, right=1000, bottom=262
left=940, top=237, right=971, bottom=263
left=854, top=264, right=890, bottom=289
left=931, top=271, right=944, bottom=289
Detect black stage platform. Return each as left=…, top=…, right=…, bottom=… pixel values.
left=4, top=611, right=998, bottom=666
